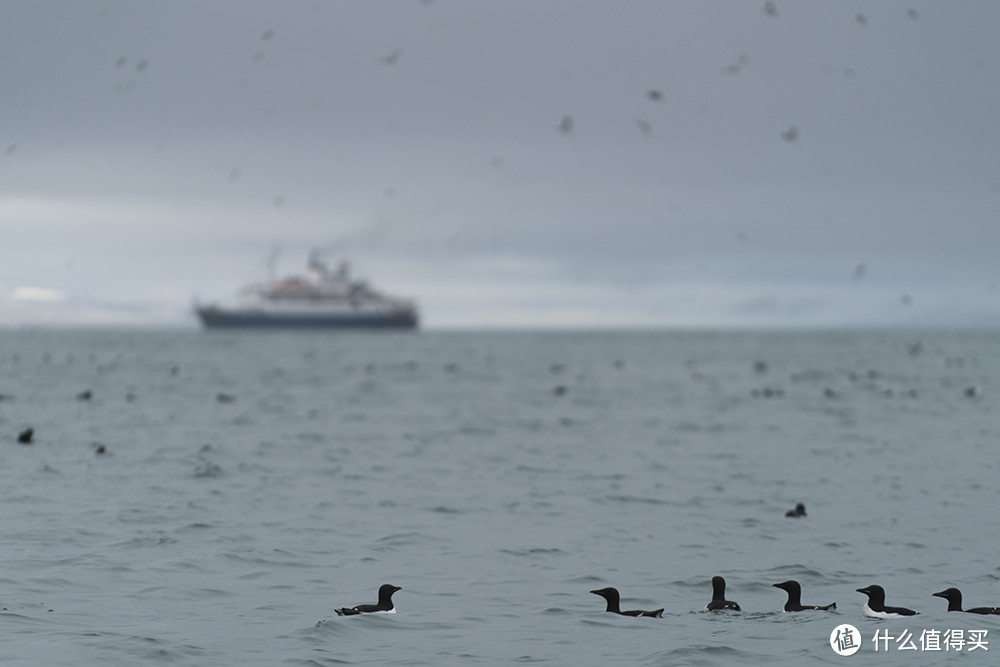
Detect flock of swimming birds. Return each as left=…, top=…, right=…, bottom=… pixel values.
left=335, top=579, right=1000, bottom=619
left=334, top=502, right=1000, bottom=620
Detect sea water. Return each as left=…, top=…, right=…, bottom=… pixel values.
left=0, top=328, right=997, bottom=665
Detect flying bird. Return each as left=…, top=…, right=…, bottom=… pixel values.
left=379, top=49, right=402, bottom=66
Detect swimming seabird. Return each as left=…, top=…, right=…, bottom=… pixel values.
left=932, top=588, right=1000, bottom=615
left=706, top=576, right=741, bottom=611
left=590, top=587, right=663, bottom=618
left=335, top=584, right=401, bottom=616
left=785, top=503, right=807, bottom=518
left=856, top=585, right=918, bottom=618
left=773, top=580, right=836, bottom=611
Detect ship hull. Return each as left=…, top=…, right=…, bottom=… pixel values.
left=195, top=306, right=418, bottom=329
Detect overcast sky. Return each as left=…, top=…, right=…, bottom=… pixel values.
left=2, top=0, right=999, bottom=328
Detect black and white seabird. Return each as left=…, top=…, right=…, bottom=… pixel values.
left=856, top=585, right=918, bottom=618
left=773, top=580, right=836, bottom=611
left=334, top=584, right=401, bottom=616
left=932, top=588, right=1000, bottom=615
left=785, top=503, right=807, bottom=517
left=706, top=576, right=741, bottom=611
left=590, top=587, right=663, bottom=618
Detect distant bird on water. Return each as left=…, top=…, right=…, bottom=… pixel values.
left=590, top=587, right=664, bottom=617
left=335, top=584, right=401, bottom=616
left=17, top=428, right=34, bottom=444
left=785, top=503, right=807, bottom=518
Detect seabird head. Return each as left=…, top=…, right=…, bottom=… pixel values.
left=857, top=585, right=886, bottom=606
left=773, top=580, right=801, bottom=595
left=377, top=584, right=402, bottom=603
left=590, top=587, right=620, bottom=602
left=932, top=588, right=963, bottom=610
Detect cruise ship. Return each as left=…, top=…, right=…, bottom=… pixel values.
left=194, top=252, right=418, bottom=329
